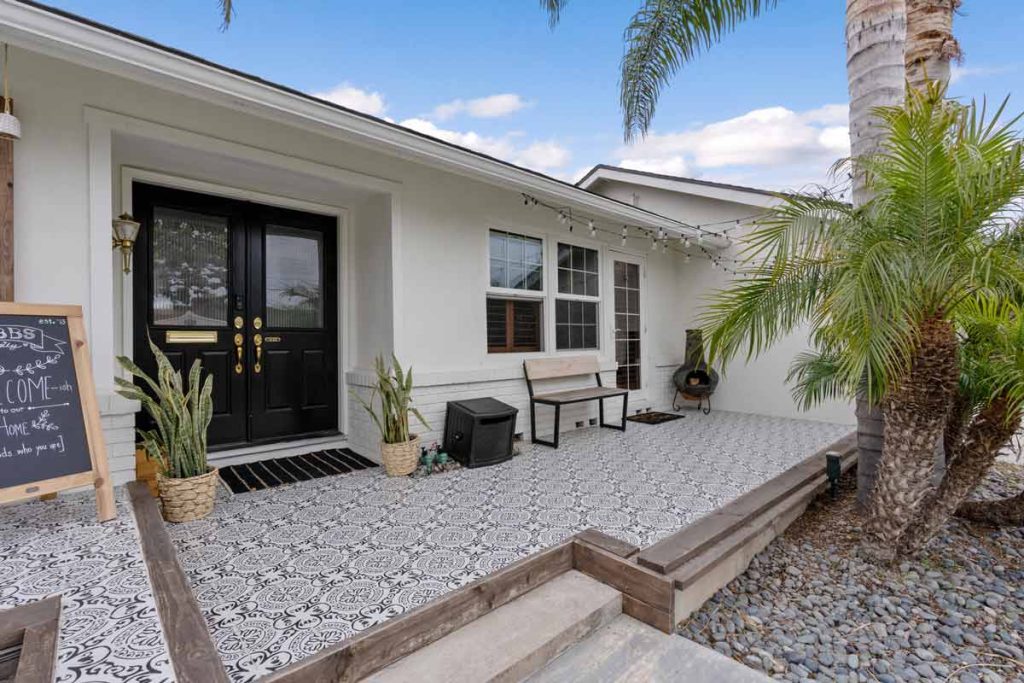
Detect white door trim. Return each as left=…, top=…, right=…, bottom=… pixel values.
left=118, top=166, right=353, bottom=441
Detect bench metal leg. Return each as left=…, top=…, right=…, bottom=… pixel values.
left=599, top=396, right=628, bottom=432
left=530, top=401, right=561, bottom=448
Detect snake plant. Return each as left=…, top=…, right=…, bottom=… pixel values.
left=353, top=354, right=429, bottom=444
left=115, top=336, right=214, bottom=479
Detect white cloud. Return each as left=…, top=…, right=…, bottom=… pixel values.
left=431, top=93, right=528, bottom=121
left=950, top=64, right=1016, bottom=85
left=616, top=104, right=851, bottom=192
left=399, top=118, right=570, bottom=172
left=311, top=83, right=387, bottom=117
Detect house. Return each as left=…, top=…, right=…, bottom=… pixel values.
left=0, top=0, right=852, bottom=484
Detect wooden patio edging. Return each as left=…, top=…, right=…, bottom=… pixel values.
left=127, top=482, right=230, bottom=683
left=0, top=595, right=61, bottom=683
left=265, top=530, right=674, bottom=683
left=635, top=432, right=858, bottom=624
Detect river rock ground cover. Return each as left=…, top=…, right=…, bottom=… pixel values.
left=683, top=463, right=1024, bottom=682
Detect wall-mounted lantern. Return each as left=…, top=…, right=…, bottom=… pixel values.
left=0, top=45, right=20, bottom=141
left=112, top=213, right=141, bottom=274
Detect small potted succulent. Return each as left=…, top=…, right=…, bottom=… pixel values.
left=353, top=354, right=429, bottom=476
left=115, top=337, right=217, bottom=522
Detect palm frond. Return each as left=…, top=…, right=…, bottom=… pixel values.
left=540, top=0, right=569, bottom=28
left=219, top=0, right=233, bottom=30
left=620, top=0, right=780, bottom=141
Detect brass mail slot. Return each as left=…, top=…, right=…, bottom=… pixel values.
left=264, top=335, right=282, bottom=343
left=165, top=330, right=218, bottom=344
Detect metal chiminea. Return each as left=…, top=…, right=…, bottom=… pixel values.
left=672, top=329, right=719, bottom=414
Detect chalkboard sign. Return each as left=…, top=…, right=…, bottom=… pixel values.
left=0, top=304, right=115, bottom=521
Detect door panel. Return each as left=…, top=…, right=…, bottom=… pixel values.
left=247, top=206, right=338, bottom=442
left=133, top=184, right=248, bottom=445
left=132, top=183, right=338, bottom=448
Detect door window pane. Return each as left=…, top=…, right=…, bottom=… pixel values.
left=490, top=231, right=542, bottom=291
left=266, top=225, right=324, bottom=328
left=152, top=207, right=230, bottom=327
left=614, top=261, right=641, bottom=390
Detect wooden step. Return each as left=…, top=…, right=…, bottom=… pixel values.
left=637, top=433, right=856, bottom=575
left=365, top=570, right=622, bottom=683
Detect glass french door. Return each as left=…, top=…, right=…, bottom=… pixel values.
left=612, top=255, right=643, bottom=393
left=131, top=183, right=339, bottom=448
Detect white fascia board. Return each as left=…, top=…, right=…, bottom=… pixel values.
left=579, top=166, right=781, bottom=210
left=0, top=0, right=696, bottom=235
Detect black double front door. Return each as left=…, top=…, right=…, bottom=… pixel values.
left=132, top=183, right=339, bottom=448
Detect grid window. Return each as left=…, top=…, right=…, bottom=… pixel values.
left=490, top=230, right=543, bottom=291
left=557, top=243, right=599, bottom=297
left=487, top=298, right=542, bottom=353
left=555, top=299, right=598, bottom=350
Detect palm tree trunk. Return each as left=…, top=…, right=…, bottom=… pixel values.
left=861, top=316, right=959, bottom=562
left=846, top=0, right=907, bottom=206
left=905, top=0, right=961, bottom=92
left=957, top=489, right=1024, bottom=526
left=846, top=1, right=907, bottom=505
left=898, top=398, right=1019, bottom=554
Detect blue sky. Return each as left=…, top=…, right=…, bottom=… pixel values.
left=44, top=0, right=1024, bottom=191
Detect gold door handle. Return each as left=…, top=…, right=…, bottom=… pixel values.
left=233, top=333, right=244, bottom=374
left=253, top=333, right=263, bottom=373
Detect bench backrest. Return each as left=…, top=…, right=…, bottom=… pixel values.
left=524, top=355, right=600, bottom=381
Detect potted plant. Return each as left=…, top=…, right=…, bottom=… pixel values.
left=353, top=354, right=429, bottom=476
left=115, top=337, right=217, bottom=522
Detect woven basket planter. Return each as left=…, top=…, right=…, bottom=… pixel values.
left=157, top=468, right=219, bottom=523
left=380, top=436, right=420, bottom=477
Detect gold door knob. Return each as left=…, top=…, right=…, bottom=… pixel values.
left=233, top=333, right=244, bottom=374
left=253, top=316, right=263, bottom=330
left=253, top=333, right=263, bottom=373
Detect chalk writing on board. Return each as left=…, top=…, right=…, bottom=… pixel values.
left=0, top=316, right=92, bottom=489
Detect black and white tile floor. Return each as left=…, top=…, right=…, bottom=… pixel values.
left=0, top=489, right=174, bottom=683
left=169, top=411, right=850, bottom=682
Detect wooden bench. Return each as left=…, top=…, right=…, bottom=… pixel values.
left=524, top=356, right=628, bottom=448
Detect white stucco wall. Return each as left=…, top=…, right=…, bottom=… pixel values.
left=589, top=179, right=855, bottom=426
left=6, top=43, right=850, bottom=476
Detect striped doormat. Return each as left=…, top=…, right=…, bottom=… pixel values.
left=219, top=448, right=378, bottom=494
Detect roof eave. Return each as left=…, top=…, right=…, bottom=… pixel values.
left=1, top=0, right=704, bottom=234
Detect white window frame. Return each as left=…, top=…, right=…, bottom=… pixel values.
left=552, top=238, right=602, bottom=352
left=486, top=227, right=548, bottom=354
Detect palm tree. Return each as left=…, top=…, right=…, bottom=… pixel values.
left=540, top=0, right=962, bottom=507
left=700, top=85, right=1024, bottom=560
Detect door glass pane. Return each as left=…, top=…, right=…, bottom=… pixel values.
left=614, top=261, right=641, bottom=390
left=266, top=225, right=324, bottom=328
left=152, top=207, right=230, bottom=327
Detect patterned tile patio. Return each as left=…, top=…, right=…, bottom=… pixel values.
left=167, top=410, right=851, bottom=682
left=0, top=490, right=174, bottom=683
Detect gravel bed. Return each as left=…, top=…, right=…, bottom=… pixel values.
left=682, top=463, right=1024, bottom=682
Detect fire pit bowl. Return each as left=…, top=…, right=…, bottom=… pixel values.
left=672, top=329, right=719, bottom=414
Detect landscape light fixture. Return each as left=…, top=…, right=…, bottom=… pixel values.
left=825, top=451, right=842, bottom=499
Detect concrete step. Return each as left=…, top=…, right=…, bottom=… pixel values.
left=527, top=614, right=772, bottom=683
left=365, top=570, right=622, bottom=683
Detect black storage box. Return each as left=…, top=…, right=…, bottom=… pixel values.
left=443, top=398, right=518, bottom=468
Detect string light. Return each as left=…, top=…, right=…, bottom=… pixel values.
left=515, top=192, right=756, bottom=276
